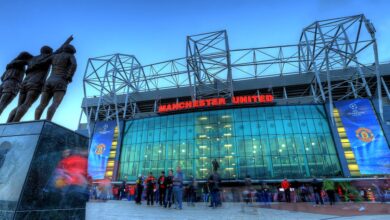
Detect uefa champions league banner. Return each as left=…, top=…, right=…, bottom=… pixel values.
left=88, top=120, right=117, bottom=180
left=334, top=99, right=390, bottom=175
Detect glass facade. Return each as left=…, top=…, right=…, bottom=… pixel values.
left=119, top=105, right=342, bottom=181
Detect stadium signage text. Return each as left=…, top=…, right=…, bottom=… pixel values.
left=158, top=94, right=274, bottom=113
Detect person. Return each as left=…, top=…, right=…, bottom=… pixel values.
left=154, top=186, right=159, bottom=204
left=184, top=185, right=190, bottom=205
left=262, top=182, right=271, bottom=206
left=52, top=149, right=89, bottom=205
left=187, top=175, right=197, bottom=206
left=372, top=182, right=384, bottom=203
left=119, top=179, right=127, bottom=200
left=291, top=180, right=299, bottom=203
left=128, top=185, right=135, bottom=201
left=101, top=177, right=113, bottom=201
left=312, top=178, right=324, bottom=206
left=299, top=184, right=309, bottom=202
left=208, top=171, right=221, bottom=208
left=157, top=171, right=166, bottom=206
left=112, top=186, right=119, bottom=200
left=281, top=178, right=291, bottom=203
left=145, top=172, right=156, bottom=206
left=93, top=183, right=99, bottom=200
left=0, top=52, right=33, bottom=116
left=243, top=175, right=253, bottom=204
left=173, top=166, right=184, bottom=209
left=135, top=175, right=144, bottom=204
left=256, top=187, right=262, bottom=203
left=164, top=169, right=174, bottom=208
left=193, top=177, right=199, bottom=202
left=202, top=183, right=209, bottom=203
left=323, top=177, right=336, bottom=205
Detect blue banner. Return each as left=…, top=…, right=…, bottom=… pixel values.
left=334, top=99, right=390, bottom=175
left=88, top=121, right=117, bottom=180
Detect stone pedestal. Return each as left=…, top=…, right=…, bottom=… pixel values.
left=0, top=121, right=88, bottom=220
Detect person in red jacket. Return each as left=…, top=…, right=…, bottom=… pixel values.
left=56, top=149, right=88, bottom=186
left=281, top=178, right=291, bottom=203
left=112, top=186, right=119, bottom=200
left=128, top=185, right=135, bottom=201
left=145, top=172, right=156, bottom=205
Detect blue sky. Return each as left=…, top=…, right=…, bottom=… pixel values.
left=1, top=0, right=390, bottom=130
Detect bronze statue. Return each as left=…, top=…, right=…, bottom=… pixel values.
left=212, top=159, right=220, bottom=172
left=7, top=36, right=73, bottom=122
left=0, top=52, right=33, bottom=116
left=35, top=44, right=77, bottom=121
left=7, top=46, right=53, bottom=122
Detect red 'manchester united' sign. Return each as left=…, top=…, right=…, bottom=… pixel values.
left=158, top=94, right=274, bottom=113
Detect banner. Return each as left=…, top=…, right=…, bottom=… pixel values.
left=334, top=99, right=390, bottom=175
left=88, top=121, right=117, bottom=180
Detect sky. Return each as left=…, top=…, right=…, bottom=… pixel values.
left=0, top=0, right=390, bottom=130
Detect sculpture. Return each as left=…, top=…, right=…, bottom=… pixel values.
left=212, top=159, right=220, bottom=172
left=0, top=52, right=33, bottom=116
left=7, top=46, right=53, bottom=122
left=34, top=44, right=77, bottom=121
left=7, top=36, right=73, bottom=122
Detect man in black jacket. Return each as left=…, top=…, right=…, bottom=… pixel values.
left=135, top=175, right=144, bottom=204
left=208, top=171, right=221, bottom=208
left=312, top=178, right=324, bottom=205
left=164, top=169, right=174, bottom=208
left=119, top=179, right=127, bottom=200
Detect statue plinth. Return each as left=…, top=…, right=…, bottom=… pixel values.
left=0, top=121, right=88, bottom=220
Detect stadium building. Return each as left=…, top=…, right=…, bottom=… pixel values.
left=80, top=14, right=390, bottom=183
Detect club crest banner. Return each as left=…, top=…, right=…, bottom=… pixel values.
left=334, top=99, right=390, bottom=174
left=88, top=121, right=117, bottom=180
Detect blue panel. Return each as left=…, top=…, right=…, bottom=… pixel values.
left=88, top=121, right=117, bottom=180
left=334, top=99, right=390, bottom=175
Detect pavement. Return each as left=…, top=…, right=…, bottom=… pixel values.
left=86, top=200, right=390, bottom=220
left=268, top=202, right=390, bottom=216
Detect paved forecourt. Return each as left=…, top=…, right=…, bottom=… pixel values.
left=86, top=200, right=342, bottom=220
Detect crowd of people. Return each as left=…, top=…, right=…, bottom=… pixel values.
left=89, top=166, right=223, bottom=210
left=279, top=177, right=337, bottom=206
left=89, top=172, right=390, bottom=208
left=247, top=177, right=388, bottom=205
